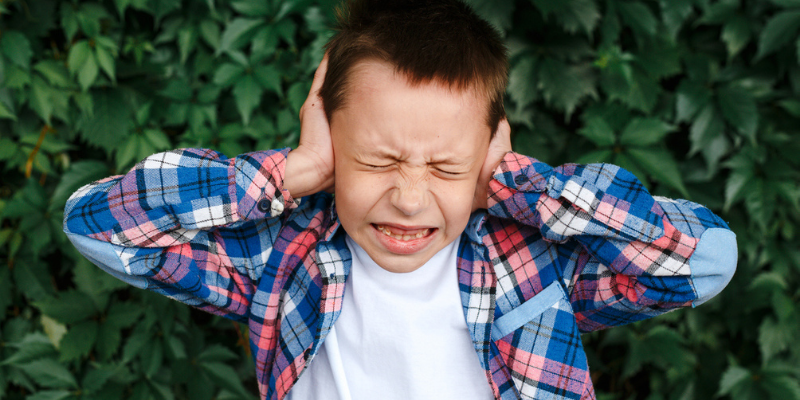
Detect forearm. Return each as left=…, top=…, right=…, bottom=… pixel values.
left=486, top=152, right=737, bottom=313
left=63, top=148, right=294, bottom=247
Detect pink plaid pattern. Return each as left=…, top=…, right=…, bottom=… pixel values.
left=64, top=149, right=735, bottom=400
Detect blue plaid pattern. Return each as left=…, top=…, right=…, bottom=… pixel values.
left=64, top=149, right=735, bottom=400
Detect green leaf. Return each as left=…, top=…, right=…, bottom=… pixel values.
left=14, top=260, right=53, bottom=301
left=148, top=380, right=175, bottom=400
left=78, top=53, right=99, bottom=91
left=233, top=75, right=264, bottom=125
left=230, top=0, right=271, bottom=17
left=1, top=31, right=33, bottom=69
left=537, top=58, right=597, bottom=117
left=508, top=55, right=537, bottom=109
left=122, top=330, right=151, bottom=363
left=16, top=359, right=78, bottom=389
left=35, top=291, right=98, bottom=324
left=58, top=320, right=98, bottom=362
left=722, top=15, right=752, bottom=58
left=463, top=0, right=515, bottom=32
left=79, top=89, right=133, bottom=152
left=287, top=81, right=309, bottom=115
left=576, top=149, right=614, bottom=164
left=95, top=45, right=116, bottom=82
left=81, top=365, right=119, bottom=394
left=219, top=18, right=265, bottom=54
left=253, top=64, right=283, bottom=97
left=619, top=118, right=674, bottom=146
left=531, top=0, right=600, bottom=34
left=762, top=375, right=800, bottom=400
left=105, top=302, right=143, bottom=329
left=617, top=2, right=658, bottom=36
left=200, top=20, right=222, bottom=50
left=756, top=10, right=800, bottom=60
left=758, top=317, right=791, bottom=363
left=634, top=38, right=681, bottom=79
left=150, top=0, right=181, bottom=21
left=627, top=148, right=689, bottom=197
left=33, top=61, right=72, bottom=87
left=689, top=103, right=725, bottom=156
left=197, top=345, right=238, bottom=362
left=200, top=362, right=252, bottom=399
left=0, top=99, right=16, bottom=120
left=724, top=168, right=755, bottom=211
left=660, top=0, right=693, bottom=40
left=248, top=25, right=277, bottom=58
left=159, top=79, right=193, bottom=101
left=717, top=86, right=758, bottom=143
left=25, top=390, right=73, bottom=400
left=178, top=26, right=197, bottom=65
left=95, top=320, right=122, bottom=361
left=577, top=116, right=616, bottom=147
left=718, top=366, right=751, bottom=396
left=67, top=40, right=92, bottom=76
left=213, top=63, right=246, bottom=87
left=676, top=80, right=711, bottom=122
left=0, top=333, right=57, bottom=366
left=29, top=76, right=55, bottom=124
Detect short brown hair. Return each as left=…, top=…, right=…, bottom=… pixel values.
left=319, top=0, right=508, bottom=132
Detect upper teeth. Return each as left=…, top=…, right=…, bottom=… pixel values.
left=376, top=225, right=430, bottom=241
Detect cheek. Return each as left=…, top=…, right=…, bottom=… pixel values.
left=432, top=179, right=476, bottom=224
left=335, top=170, right=391, bottom=220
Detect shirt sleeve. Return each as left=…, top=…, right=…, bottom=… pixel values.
left=63, top=148, right=296, bottom=321
left=486, top=152, right=738, bottom=332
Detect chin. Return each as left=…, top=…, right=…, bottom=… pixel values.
left=372, top=253, right=429, bottom=274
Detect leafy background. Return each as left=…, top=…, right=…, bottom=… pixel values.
left=0, top=0, right=798, bottom=399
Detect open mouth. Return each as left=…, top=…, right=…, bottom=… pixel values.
left=373, top=224, right=434, bottom=241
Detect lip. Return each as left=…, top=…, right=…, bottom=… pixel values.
left=371, top=223, right=438, bottom=255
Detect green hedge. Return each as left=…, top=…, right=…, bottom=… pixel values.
left=1, top=0, right=798, bottom=399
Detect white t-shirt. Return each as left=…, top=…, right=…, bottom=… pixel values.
left=288, top=236, right=493, bottom=400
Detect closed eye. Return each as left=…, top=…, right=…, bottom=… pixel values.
left=434, top=167, right=465, bottom=176
left=363, top=163, right=393, bottom=170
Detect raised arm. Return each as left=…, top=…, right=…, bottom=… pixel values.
left=63, top=148, right=297, bottom=321
left=485, top=153, right=737, bottom=331
left=63, top=56, right=335, bottom=321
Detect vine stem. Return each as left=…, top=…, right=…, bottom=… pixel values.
left=232, top=321, right=252, bottom=358
left=25, top=125, right=52, bottom=180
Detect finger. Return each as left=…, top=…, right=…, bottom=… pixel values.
left=301, top=54, right=329, bottom=119
left=308, top=53, right=329, bottom=98
left=496, top=118, right=511, bottom=142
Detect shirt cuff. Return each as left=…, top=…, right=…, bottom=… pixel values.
left=487, top=152, right=551, bottom=211
left=232, top=148, right=297, bottom=220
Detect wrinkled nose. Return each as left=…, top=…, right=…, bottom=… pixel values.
left=391, top=177, right=428, bottom=216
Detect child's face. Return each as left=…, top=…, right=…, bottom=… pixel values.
left=331, top=61, right=491, bottom=273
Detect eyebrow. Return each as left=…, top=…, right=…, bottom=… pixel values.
left=428, top=157, right=470, bottom=166
left=358, top=149, right=470, bottom=166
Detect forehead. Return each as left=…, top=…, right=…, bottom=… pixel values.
left=332, top=61, right=491, bottom=158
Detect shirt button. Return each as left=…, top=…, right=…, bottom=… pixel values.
left=514, top=174, right=527, bottom=185
left=269, top=198, right=285, bottom=217
left=257, top=199, right=270, bottom=213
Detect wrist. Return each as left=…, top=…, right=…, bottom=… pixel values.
left=284, top=148, right=333, bottom=198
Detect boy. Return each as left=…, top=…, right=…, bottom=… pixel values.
left=63, top=0, right=738, bottom=399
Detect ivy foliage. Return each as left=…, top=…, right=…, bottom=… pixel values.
left=0, top=0, right=798, bottom=399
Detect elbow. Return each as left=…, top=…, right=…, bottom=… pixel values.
left=690, top=227, right=738, bottom=307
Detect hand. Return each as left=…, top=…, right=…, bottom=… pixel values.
left=472, top=118, right=512, bottom=211
left=285, top=55, right=335, bottom=198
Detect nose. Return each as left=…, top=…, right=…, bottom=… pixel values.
left=390, top=174, right=429, bottom=216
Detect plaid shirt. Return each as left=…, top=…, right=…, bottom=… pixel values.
left=64, top=148, right=737, bottom=400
